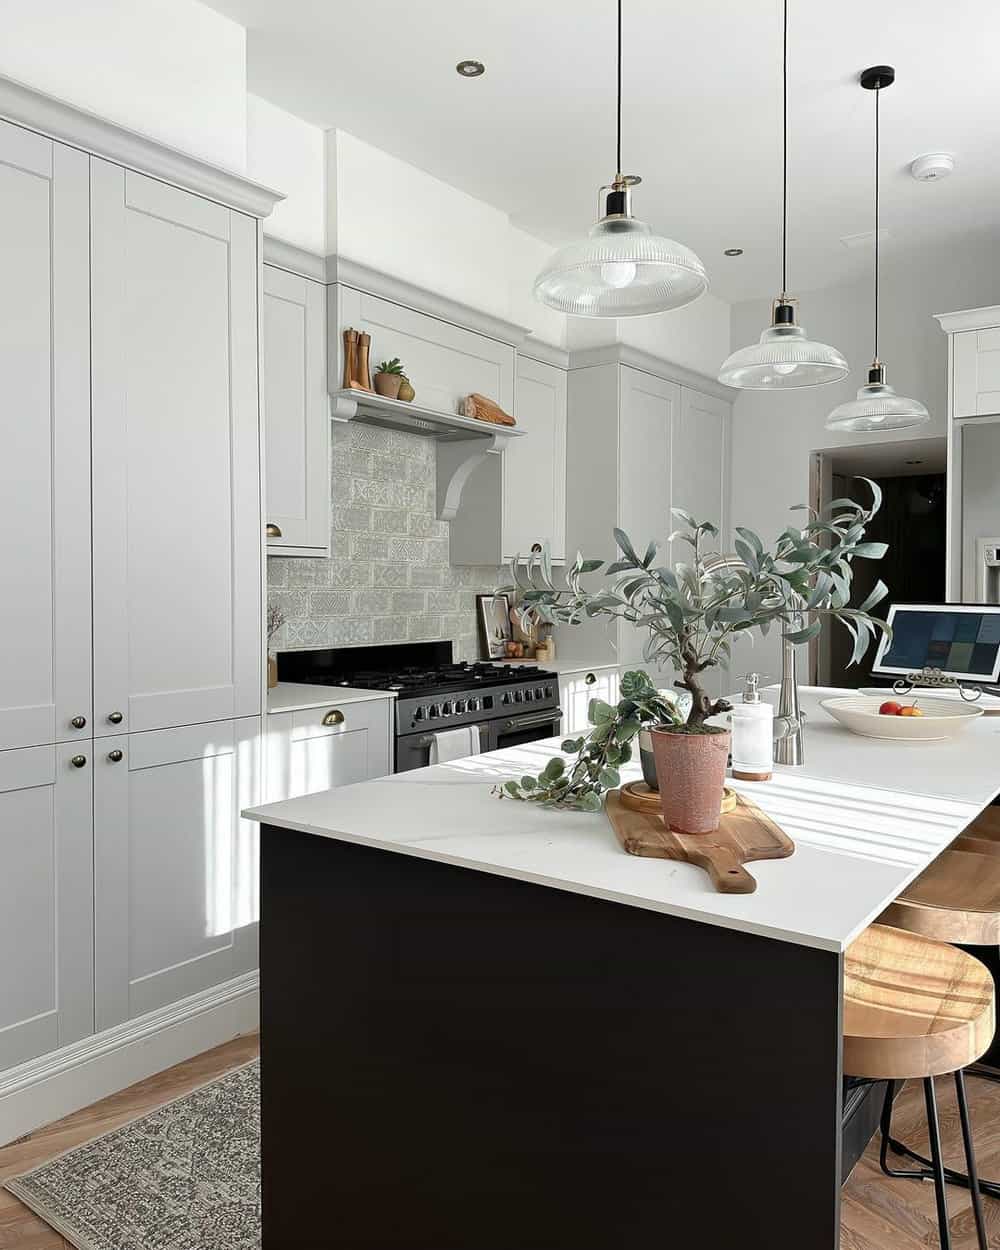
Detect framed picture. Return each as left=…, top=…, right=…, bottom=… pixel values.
left=477, top=593, right=512, bottom=660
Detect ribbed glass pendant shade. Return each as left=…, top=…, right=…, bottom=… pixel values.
left=534, top=207, right=708, bottom=317
left=718, top=304, right=849, bottom=389
left=825, top=367, right=930, bottom=432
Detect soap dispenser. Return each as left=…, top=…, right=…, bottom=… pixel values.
left=731, top=673, right=774, bottom=782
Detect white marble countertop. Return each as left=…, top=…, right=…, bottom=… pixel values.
left=244, top=687, right=1000, bottom=953
left=267, top=682, right=396, bottom=714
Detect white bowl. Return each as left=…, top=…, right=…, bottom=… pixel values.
left=820, top=695, right=984, bottom=741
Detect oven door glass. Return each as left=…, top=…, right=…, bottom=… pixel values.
left=493, top=709, right=563, bottom=751
left=395, top=722, right=495, bottom=773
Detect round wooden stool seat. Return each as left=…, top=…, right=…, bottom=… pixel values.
left=879, top=808, right=1000, bottom=945
left=844, top=924, right=995, bottom=1080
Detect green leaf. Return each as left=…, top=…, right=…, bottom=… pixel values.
left=519, top=775, right=537, bottom=790
left=671, top=506, right=696, bottom=528
left=542, top=757, right=565, bottom=782
left=598, top=767, right=621, bottom=789
left=857, top=579, right=889, bottom=614
left=503, top=780, right=520, bottom=796
left=851, top=542, right=888, bottom=559
left=783, top=620, right=822, bottom=645
left=734, top=526, right=764, bottom=555
left=589, top=698, right=613, bottom=724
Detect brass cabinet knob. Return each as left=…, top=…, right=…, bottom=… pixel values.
left=107, top=711, right=124, bottom=724
left=585, top=672, right=597, bottom=685
left=266, top=522, right=283, bottom=538
left=70, top=715, right=87, bottom=729
left=108, top=749, right=124, bottom=763
left=70, top=754, right=87, bottom=768
left=531, top=542, right=543, bottom=554
left=322, top=708, right=345, bottom=727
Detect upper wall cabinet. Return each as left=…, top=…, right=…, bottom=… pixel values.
left=448, top=354, right=567, bottom=566
left=0, top=124, right=91, bottom=751
left=263, top=265, right=330, bottom=557
left=90, top=163, right=262, bottom=736
left=953, top=325, right=1000, bottom=419
left=673, top=386, right=730, bottom=544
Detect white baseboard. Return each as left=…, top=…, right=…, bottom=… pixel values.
left=0, top=971, right=259, bottom=1146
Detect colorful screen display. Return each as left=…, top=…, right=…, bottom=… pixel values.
left=874, top=605, right=1000, bottom=682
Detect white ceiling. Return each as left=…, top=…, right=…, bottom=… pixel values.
left=208, top=0, right=1000, bottom=303
left=827, top=435, right=947, bottom=479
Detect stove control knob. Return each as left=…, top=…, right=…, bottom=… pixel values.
left=513, top=689, right=524, bottom=703
left=501, top=692, right=511, bottom=705
left=428, top=704, right=441, bottom=719
left=467, top=697, right=480, bottom=711
left=522, top=688, right=533, bottom=701
left=414, top=706, right=426, bottom=721
left=536, top=687, right=546, bottom=701
left=441, top=701, right=453, bottom=715
left=454, top=700, right=467, bottom=713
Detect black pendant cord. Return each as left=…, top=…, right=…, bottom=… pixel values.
left=780, top=0, right=788, bottom=298
left=616, top=0, right=622, bottom=175
left=873, top=82, right=880, bottom=363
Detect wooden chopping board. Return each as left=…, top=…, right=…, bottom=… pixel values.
left=605, top=788, right=794, bottom=894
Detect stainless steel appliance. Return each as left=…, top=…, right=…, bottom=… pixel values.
left=277, top=642, right=561, bottom=772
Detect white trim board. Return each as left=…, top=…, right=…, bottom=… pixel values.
left=566, top=343, right=737, bottom=402
left=0, top=72, right=283, bottom=220
left=263, top=237, right=327, bottom=283
left=0, top=972, right=259, bottom=1146
left=935, top=306, right=1000, bottom=335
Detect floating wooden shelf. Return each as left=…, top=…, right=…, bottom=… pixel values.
left=329, top=389, right=525, bottom=521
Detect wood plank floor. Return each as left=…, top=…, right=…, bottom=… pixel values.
left=0, top=1041, right=997, bottom=1248
left=0, top=1034, right=259, bottom=1249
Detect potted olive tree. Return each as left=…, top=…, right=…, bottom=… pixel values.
left=508, top=481, right=891, bottom=833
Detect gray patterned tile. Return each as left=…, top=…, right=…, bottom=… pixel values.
left=324, top=618, right=373, bottom=645
left=408, top=615, right=443, bottom=640
left=350, top=534, right=389, bottom=560
left=355, top=590, right=393, bottom=614
left=409, top=567, right=442, bottom=589
left=371, top=508, right=409, bottom=534
left=333, top=505, right=371, bottom=531
left=328, top=562, right=372, bottom=589
left=348, top=423, right=393, bottom=452
left=391, top=590, right=427, bottom=614
left=373, top=616, right=410, bottom=642
left=427, top=589, right=461, bottom=613
left=372, top=563, right=409, bottom=588
left=425, top=538, right=450, bottom=566
left=388, top=538, right=427, bottom=563
left=266, top=557, right=290, bottom=587
left=372, top=452, right=409, bottom=481
left=309, top=591, right=353, bottom=615
left=408, top=513, right=445, bottom=539
left=286, top=561, right=331, bottom=587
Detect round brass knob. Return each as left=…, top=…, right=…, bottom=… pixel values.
left=70, top=754, right=87, bottom=768
left=70, top=715, right=87, bottom=729
left=107, top=711, right=124, bottom=725
left=108, top=749, right=124, bottom=763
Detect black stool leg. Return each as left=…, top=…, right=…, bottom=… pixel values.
left=878, top=1079, right=898, bottom=1177
left=955, top=1071, right=989, bottom=1250
left=925, top=1077, right=953, bottom=1250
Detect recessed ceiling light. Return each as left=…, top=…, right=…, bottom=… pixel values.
left=723, top=248, right=743, bottom=257
left=456, top=60, right=485, bottom=77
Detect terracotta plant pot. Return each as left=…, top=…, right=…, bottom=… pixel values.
left=397, top=376, right=415, bottom=403
left=373, top=372, right=403, bottom=399
left=649, top=727, right=731, bottom=835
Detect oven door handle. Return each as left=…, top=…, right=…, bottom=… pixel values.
left=414, top=724, right=489, bottom=749
left=501, top=708, right=563, bottom=732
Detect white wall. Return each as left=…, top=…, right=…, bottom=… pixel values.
left=0, top=0, right=247, bottom=172
left=728, top=229, right=1000, bottom=677
left=247, top=94, right=325, bottom=254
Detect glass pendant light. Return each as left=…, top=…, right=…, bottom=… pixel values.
left=718, top=0, right=848, bottom=389
left=826, top=67, right=929, bottom=432
left=533, top=0, right=708, bottom=317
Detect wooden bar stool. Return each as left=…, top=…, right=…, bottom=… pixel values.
left=845, top=924, right=995, bottom=1250
left=878, top=808, right=1000, bottom=1201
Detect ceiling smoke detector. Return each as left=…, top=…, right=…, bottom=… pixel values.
left=910, top=153, right=954, bottom=183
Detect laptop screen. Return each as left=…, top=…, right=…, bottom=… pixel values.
left=872, top=604, right=1000, bottom=684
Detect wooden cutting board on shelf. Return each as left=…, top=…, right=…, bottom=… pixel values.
left=605, top=788, right=794, bottom=895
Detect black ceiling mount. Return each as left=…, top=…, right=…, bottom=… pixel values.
left=860, top=65, right=895, bottom=91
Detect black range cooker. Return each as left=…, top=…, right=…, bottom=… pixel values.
left=277, top=641, right=562, bottom=772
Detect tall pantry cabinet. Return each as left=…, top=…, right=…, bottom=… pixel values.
left=0, top=113, right=267, bottom=1077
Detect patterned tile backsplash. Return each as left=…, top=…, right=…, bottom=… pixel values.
left=267, top=422, right=502, bottom=661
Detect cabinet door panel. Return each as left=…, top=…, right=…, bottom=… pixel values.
left=91, top=162, right=261, bottom=736
left=266, top=701, right=392, bottom=802
left=0, top=126, right=91, bottom=749
left=95, top=718, right=261, bottom=1028
left=618, top=368, right=678, bottom=667
left=0, top=744, right=94, bottom=1070
left=264, top=265, right=329, bottom=554
left=504, top=357, right=567, bottom=562
left=559, top=669, right=620, bottom=737
left=954, top=328, right=1000, bottom=418
left=673, top=388, right=729, bottom=541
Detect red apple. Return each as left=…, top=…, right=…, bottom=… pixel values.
left=879, top=700, right=903, bottom=716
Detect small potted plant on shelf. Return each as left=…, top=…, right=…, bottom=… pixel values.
left=507, top=481, right=891, bottom=833
left=373, top=357, right=405, bottom=399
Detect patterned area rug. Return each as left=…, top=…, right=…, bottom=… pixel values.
left=6, top=1060, right=260, bottom=1250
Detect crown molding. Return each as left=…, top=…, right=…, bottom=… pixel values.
left=934, top=306, right=1000, bottom=335
left=0, top=73, right=283, bottom=219
left=517, top=338, right=570, bottom=369
left=326, top=254, right=531, bottom=346
left=567, top=342, right=736, bottom=402
left=263, top=237, right=327, bottom=283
